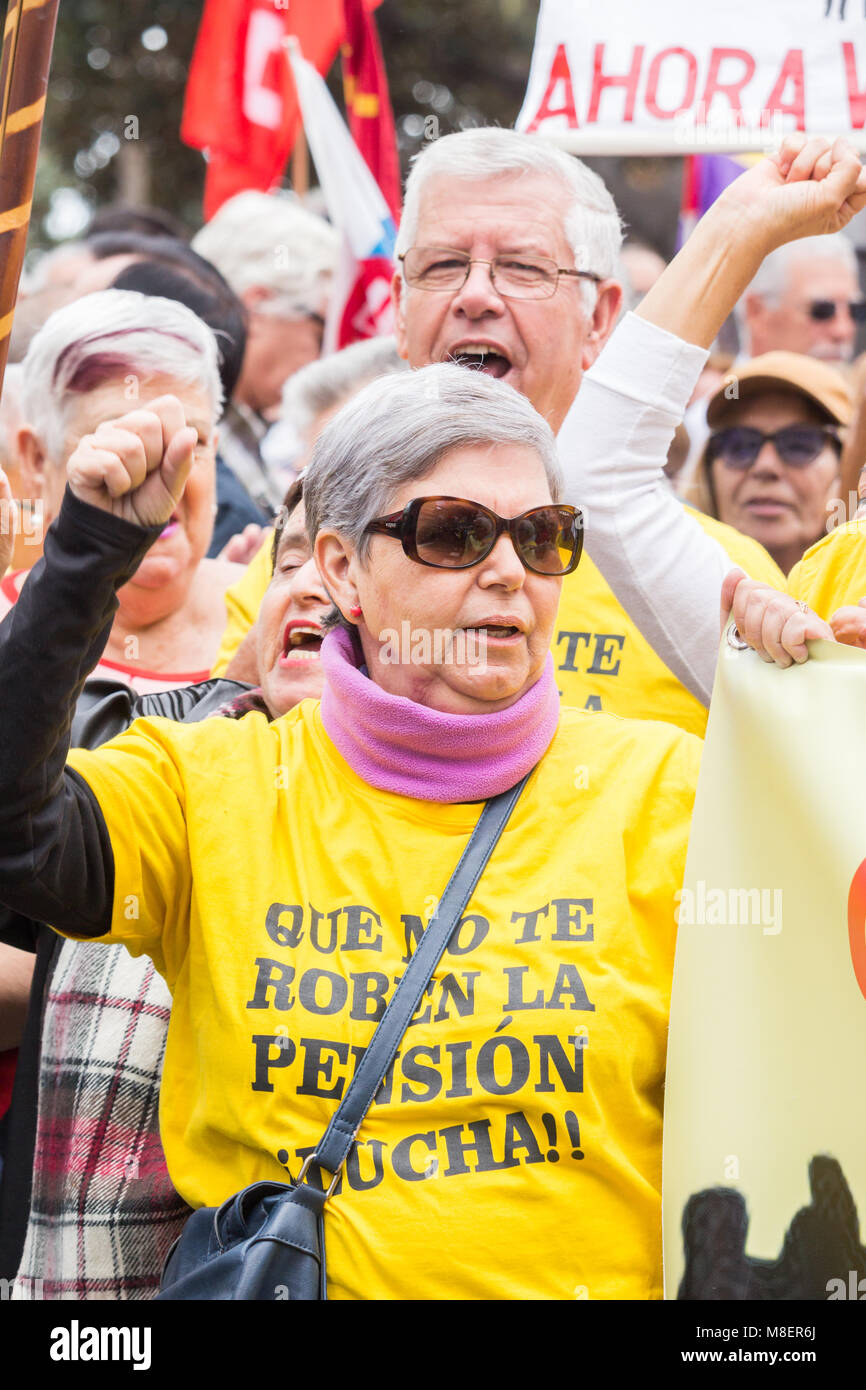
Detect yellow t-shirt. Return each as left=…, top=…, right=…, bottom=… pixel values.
left=211, top=510, right=782, bottom=737
left=786, top=519, right=866, bottom=618
left=66, top=702, right=701, bottom=1301
left=211, top=531, right=274, bottom=676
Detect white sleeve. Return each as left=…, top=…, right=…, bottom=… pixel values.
left=557, top=311, right=733, bottom=708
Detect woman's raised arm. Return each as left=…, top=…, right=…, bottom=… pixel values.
left=557, top=136, right=866, bottom=705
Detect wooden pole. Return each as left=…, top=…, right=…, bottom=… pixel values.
left=0, top=0, right=61, bottom=397
left=291, top=125, right=309, bottom=198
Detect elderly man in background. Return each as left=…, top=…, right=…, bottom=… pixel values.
left=735, top=232, right=863, bottom=363
left=192, top=191, right=339, bottom=517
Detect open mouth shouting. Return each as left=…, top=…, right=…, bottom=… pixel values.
left=280, top=618, right=324, bottom=665
left=460, top=615, right=527, bottom=644
left=446, top=341, right=513, bottom=381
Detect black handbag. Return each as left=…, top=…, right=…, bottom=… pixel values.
left=158, top=771, right=531, bottom=1300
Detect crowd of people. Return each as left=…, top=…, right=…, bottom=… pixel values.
left=0, top=125, right=865, bottom=1301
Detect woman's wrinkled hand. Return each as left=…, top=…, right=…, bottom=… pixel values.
left=829, top=598, right=866, bottom=649
left=66, top=394, right=198, bottom=529
left=0, top=467, right=16, bottom=576
left=720, top=568, right=834, bottom=667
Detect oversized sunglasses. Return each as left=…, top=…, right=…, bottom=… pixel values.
left=365, top=496, right=584, bottom=575
left=706, top=424, right=842, bottom=471
left=808, top=298, right=866, bottom=323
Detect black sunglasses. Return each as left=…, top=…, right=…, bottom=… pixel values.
left=707, top=424, right=842, bottom=471
left=365, top=496, right=583, bottom=575
left=808, top=298, right=866, bottom=323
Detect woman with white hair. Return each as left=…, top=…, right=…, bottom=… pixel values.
left=191, top=191, right=339, bottom=424
left=2, top=289, right=241, bottom=683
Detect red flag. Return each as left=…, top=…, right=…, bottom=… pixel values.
left=340, top=0, right=401, bottom=223
left=181, top=0, right=345, bottom=219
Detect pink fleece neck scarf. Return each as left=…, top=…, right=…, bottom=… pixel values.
left=319, top=626, right=560, bottom=803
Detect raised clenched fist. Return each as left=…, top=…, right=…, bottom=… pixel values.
left=717, top=135, right=866, bottom=256
left=66, top=394, right=198, bottom=529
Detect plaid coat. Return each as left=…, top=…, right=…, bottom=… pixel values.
left=12, top=938, right=190, bottom=1299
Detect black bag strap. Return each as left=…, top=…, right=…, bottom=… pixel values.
left=306, top=770, right=533, bottom=1189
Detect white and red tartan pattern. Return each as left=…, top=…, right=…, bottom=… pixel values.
left=12, top=938, right=189, bottom=1300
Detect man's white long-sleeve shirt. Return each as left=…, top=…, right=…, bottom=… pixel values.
left=557, top=313, right=765, bottom=708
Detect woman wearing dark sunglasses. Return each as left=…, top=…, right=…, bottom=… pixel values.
left=0, top=362, right=703, bottom=1301
left=695, top=352, right=852, bottom=575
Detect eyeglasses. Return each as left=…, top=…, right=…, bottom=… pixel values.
left=366, top=496, right=584, bottom=575
left=399, top=247, right=601, bottom=301
left=807, top=299, right=866, bottom=323
left=707, top=424, right=842, bottom=471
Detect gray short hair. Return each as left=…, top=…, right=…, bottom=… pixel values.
left=396, top=127, right=623, bottom=312
left=302, top=362, right=563, bottom=561
left=191, top=190, right=339, bottom=318
left=735, top=233, right=859, bottom=345
left=19, top=289, right=223, bottom=463
left=282, top=335, right=408, bottom=439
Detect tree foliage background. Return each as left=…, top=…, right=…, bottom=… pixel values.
left=32, top=0, right=545, bottom=250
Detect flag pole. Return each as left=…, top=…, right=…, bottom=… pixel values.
left=285, top=37, right=310, bottom=199
left=0, top=0, right=60, bottom=397
left=291, top=127, right=309, bottom=198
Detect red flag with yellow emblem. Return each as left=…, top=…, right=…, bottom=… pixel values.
left=340, top=0, right=401, bottom=223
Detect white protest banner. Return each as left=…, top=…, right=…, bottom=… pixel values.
left=517, top=0, right=866, bottom=153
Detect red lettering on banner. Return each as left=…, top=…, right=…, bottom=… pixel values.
left=644, top=47, right=698, bottom=120
left=700, top=47, right=757, bottom=119
left=587, top=44, right=644, bottom=123
left=843, top=42, right=866, bottom=129
left=765, top=49, right=805, bottom=130
left=526, top=43, right=578, bottom=131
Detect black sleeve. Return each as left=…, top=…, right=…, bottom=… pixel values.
left=0, top=487, right=164, bottom=937
left=71, top=676, right=255, bottom=747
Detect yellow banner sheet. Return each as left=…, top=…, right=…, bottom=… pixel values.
left=663, top=623, right=866, bottom=1300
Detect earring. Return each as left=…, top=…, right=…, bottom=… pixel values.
left=349, top=605, right=362, bottom=619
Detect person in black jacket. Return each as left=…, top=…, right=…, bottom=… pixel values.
left=0, top=466, right=328, bottom=1298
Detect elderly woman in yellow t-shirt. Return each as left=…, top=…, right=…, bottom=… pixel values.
left=0, top=363, right=700, bottom=1300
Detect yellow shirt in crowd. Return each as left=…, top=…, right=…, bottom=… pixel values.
left=787, top=518, right=866, bottom=617
left=212, top=510, right=783, bottom=738
left=66, top=701, right=701, bottom=1300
